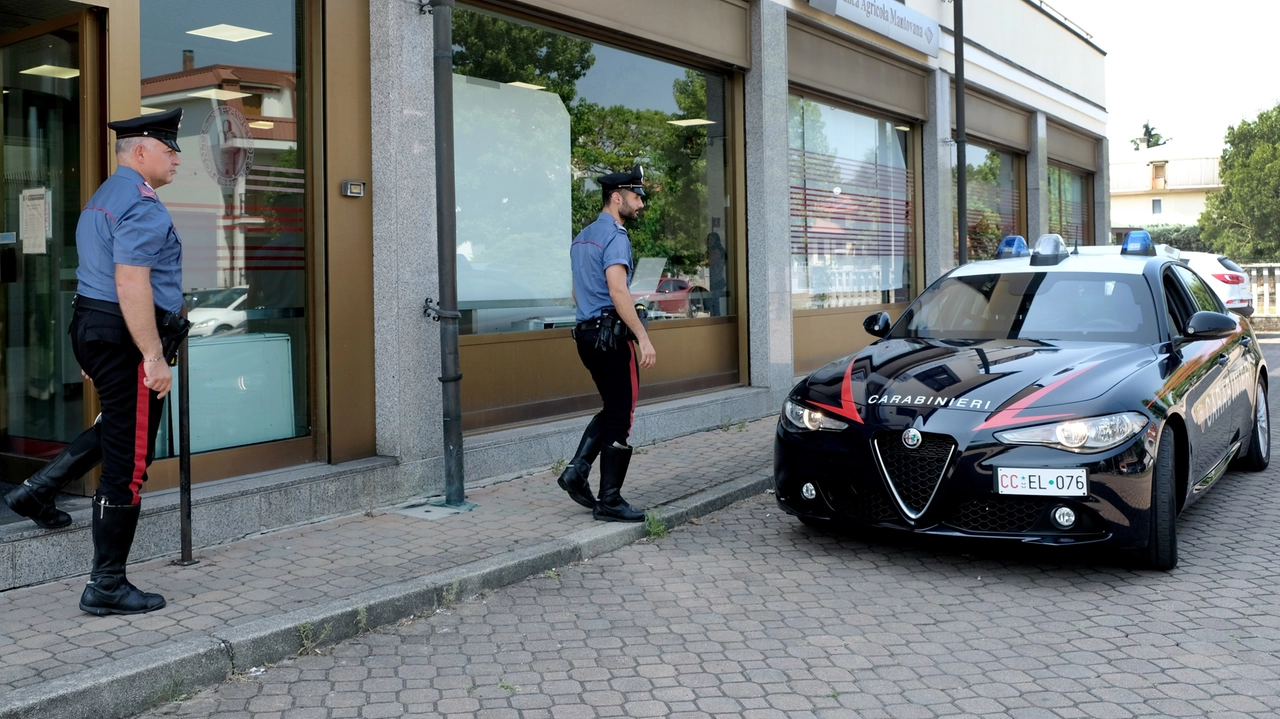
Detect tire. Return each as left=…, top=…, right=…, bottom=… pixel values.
left=1145, top=427, right=1178, bottom=571
left=1237, top=379, right=1270, bottom=472
left=213, top=325, right=233, bottom=335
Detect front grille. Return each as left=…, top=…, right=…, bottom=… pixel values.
left=947, top=498, right=1048, bottom=533
left=874, top=432, right=956, bottom=518
left=824, top=480, right=898, bottom=520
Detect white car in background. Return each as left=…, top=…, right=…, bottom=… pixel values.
left=1180, top=252, right=1252, bottom=312
left=187, top=286, right=249, bottom=337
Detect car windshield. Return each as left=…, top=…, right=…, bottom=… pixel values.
left=891, top=272, right=1160, bottom=344
left=186, top=287, right=245, bottom=310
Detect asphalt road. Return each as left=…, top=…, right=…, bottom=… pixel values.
left=137, top=338, right=1280, bottom=719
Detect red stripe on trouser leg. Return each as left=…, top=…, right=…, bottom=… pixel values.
left=130, top=363, right=149, bottom=505
left=628, top=343, right=638, bottom=439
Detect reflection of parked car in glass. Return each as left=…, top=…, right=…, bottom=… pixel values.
left=186, top=286, right=248, bottom=337
left=1179, top=251, right=1252, bottom=312
left=632, top=278, right=709, bottom=318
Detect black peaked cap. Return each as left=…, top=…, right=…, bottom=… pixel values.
left=109, top=107, right=183, bottom=152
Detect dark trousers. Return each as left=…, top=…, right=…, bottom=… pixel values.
left=575, top=330, right=639, bottom=447
left=69, top=307, right=164, bottom=506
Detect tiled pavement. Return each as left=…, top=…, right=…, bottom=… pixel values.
left=138, top=441, right=1280, bottom=719
left=0, top=419, right=776, bottom=703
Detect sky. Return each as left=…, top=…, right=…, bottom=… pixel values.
left=1049, top=0, right=1280, bottom=156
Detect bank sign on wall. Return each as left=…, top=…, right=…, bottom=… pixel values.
left=806, top=0, right=941, bottom=57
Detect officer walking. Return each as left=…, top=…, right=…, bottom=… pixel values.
left=55, top=108, right=186, bottom=615
left=556, top=167, right=656, bottom=522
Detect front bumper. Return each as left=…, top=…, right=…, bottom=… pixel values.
left=773, top=420, right=1156, bottom=548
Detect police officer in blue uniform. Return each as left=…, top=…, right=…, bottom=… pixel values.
left=556, top=167, right=657, bottom=522
left=52, top=108, right=184, bottom=615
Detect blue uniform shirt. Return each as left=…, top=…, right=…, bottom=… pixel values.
left=76, top=166, right=184, bottom=313
left=571, top=213, right=633, bottom=322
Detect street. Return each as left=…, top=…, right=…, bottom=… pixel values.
left=135, top=341, right=1280, bottom=719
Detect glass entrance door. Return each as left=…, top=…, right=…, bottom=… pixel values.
left=0, top=10, right=94, bottom=483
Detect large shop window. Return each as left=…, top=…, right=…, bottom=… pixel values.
left=788, top=95, right=914, bottom=310
left=139, top=0, right=309, bottom=455
left=452, top=6, right=733, bottom=334
left=1047, top=164, right=1090, bottom=246
left=953, top=143, right=1023, bottom=263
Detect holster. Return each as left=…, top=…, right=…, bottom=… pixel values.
left=157, top=312, right=193, bottom=366
left=595, top=311, right=619, bottom=352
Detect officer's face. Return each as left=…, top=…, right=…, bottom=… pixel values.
left=619, top=189, right=645, bottom=221
left=135, top=139, right=181, bottom=188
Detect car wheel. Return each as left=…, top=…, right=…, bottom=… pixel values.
left=1145, top=427, right=1178, bottom=571
left=1237, top=379, right=1270, bottom=471
left=213, top=325, right=233, bottom=335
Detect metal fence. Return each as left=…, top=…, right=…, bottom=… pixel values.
left=1243, top=264, right=1280, bottom=315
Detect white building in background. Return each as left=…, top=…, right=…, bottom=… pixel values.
left=1111, top=145, right=1221, bottom=229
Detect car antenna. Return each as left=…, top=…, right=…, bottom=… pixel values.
left=1071, top=234, right=1080, bottom=255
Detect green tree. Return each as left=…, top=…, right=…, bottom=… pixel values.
left=1130, top=121, right=1171, bottom=151
left=1142, top=223, right=1210, bottom=253
left=1200, top=103, right=1280, bottom=260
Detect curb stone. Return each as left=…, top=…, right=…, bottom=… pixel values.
left=0, top=471, right=771, bottom=719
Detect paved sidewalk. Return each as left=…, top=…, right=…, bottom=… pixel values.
left=0, top=419, right=777, bottom=719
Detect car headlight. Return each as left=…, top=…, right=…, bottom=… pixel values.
left=995, top=412, right=1148, bottom=453
left=783, top=400, right=849, bottom=432
left=192, top=318, right=216, bottom=329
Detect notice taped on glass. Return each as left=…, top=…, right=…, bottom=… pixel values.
left=20, top=188, right=48, bottom=255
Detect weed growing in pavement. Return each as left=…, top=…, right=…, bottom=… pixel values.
left=296, top=621, right=332, bottom=655
left=551, top=458, right=568, bottom=475
left=466, top=685, right=477, bottom=693
left=826, top=691, right=840, bottom=699
left=542, top=568, right=560, bottom=580
left=356, top=606, right=369, bottom=634
left=440, top=578, right=461, bottom=609
left=737, top=420, right=747, bottom=432
left=157, top=677, right=188, bottom=704
left=719, top=418, right=733, bottom=432
left=499, top=682, right=519, bottom=693
left=644, top=511, right=668, bottom=539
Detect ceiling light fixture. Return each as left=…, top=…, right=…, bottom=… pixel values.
left=186, top=24, right=272, bottom=42
left=140, top=106, right=165, bottom=115
left=894, top=125, right=911, bottom=132
left=667, top=119, right=717, bottom=127
left=20, top=65, right=79, bottom=79
left=248, top=120, right=274, bottom=129
left=506, top=81, right=545, bottom=90
left=188, top=88, right=252, bottom=101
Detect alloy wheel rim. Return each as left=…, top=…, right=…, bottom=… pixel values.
left=1258, top=385, right=1270, bottom=461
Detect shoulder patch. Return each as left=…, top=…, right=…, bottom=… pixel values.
left=137, top=183, right=157, bottom=199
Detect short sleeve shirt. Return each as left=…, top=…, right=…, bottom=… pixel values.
left=76, top=166, right=184, bottom=313
left=571, top=213, right=633, bottom=322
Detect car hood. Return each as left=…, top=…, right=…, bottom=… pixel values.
left=794, top=338, right=1158, bottom=425
left=188, top=307, right=236, bottom=321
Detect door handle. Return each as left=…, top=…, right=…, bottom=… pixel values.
left=1217, top=354, right=1229, bottom=366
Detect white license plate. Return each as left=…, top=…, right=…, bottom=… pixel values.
left=996, top=467, right=1088, bottom=496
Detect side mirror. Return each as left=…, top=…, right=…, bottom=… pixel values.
left=1232, top=304, right=1255, bottom=318
left=1182, top=310, right=1237, bottom=342
left=863, top=311, right=892, bottom=338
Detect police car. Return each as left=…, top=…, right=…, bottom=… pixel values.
left=774, top=232, right=1269, bottom=570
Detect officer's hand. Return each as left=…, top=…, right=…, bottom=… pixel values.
left=81, top=369, right=92, bottom=382
left=144, top=361, right=173, bottom=399
left=638, top=337, right=657, bottom=370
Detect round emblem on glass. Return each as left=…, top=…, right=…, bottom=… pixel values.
left=902, top=428, right=922, bottom=449
left=200, top=105, right=255, bottom=187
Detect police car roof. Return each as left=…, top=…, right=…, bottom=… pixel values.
left=951, top=245, right=1162, bottom=278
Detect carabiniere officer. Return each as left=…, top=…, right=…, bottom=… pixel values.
left=68, top=108, right=185, bottom=615
left=556, top=166, right=657, bottom=522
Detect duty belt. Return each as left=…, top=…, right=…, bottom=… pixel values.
left=73, top=295, right=171, bottom=322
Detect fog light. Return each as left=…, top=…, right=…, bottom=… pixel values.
left=1051, top=505, right=1077, bottom=529
left=801, top=483, right=817, bottom=500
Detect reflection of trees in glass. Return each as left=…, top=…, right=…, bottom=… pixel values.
left=954, top=147, right=1017, bottom=261
left=1047, top=166, right=1086, bottom=245
left=452, top=7, right=721, bottom=279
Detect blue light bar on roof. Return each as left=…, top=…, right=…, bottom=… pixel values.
left=1121, top=230, right=1155, bottom=256
left=995, top=235, right=1028, bottom=259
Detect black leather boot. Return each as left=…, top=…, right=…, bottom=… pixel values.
left=593, top=442, right=645, bottom=522
left=5, top=425, right=101, bottom=529
left=79, top=499, right=166, bottom=616
left=557, top=417, right=604, bottom=509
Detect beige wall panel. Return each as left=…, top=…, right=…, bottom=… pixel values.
left=462, top=319, right=740, bottom=432
left=1047, top=122, right=1097, bottom=171
left=950, top=88, right=1029, bottom=151
left=907, top=0, right=1106, bottom=107
left=793, top=304, right=905, bottom=375
left=505, top=0, right=749, bottom=67
left=787, top=22, right=926, bottom=120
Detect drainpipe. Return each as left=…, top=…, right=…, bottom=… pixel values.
left=954, top=0, right=968, bottom=266
left=424, top=0, right=471, bottom=509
